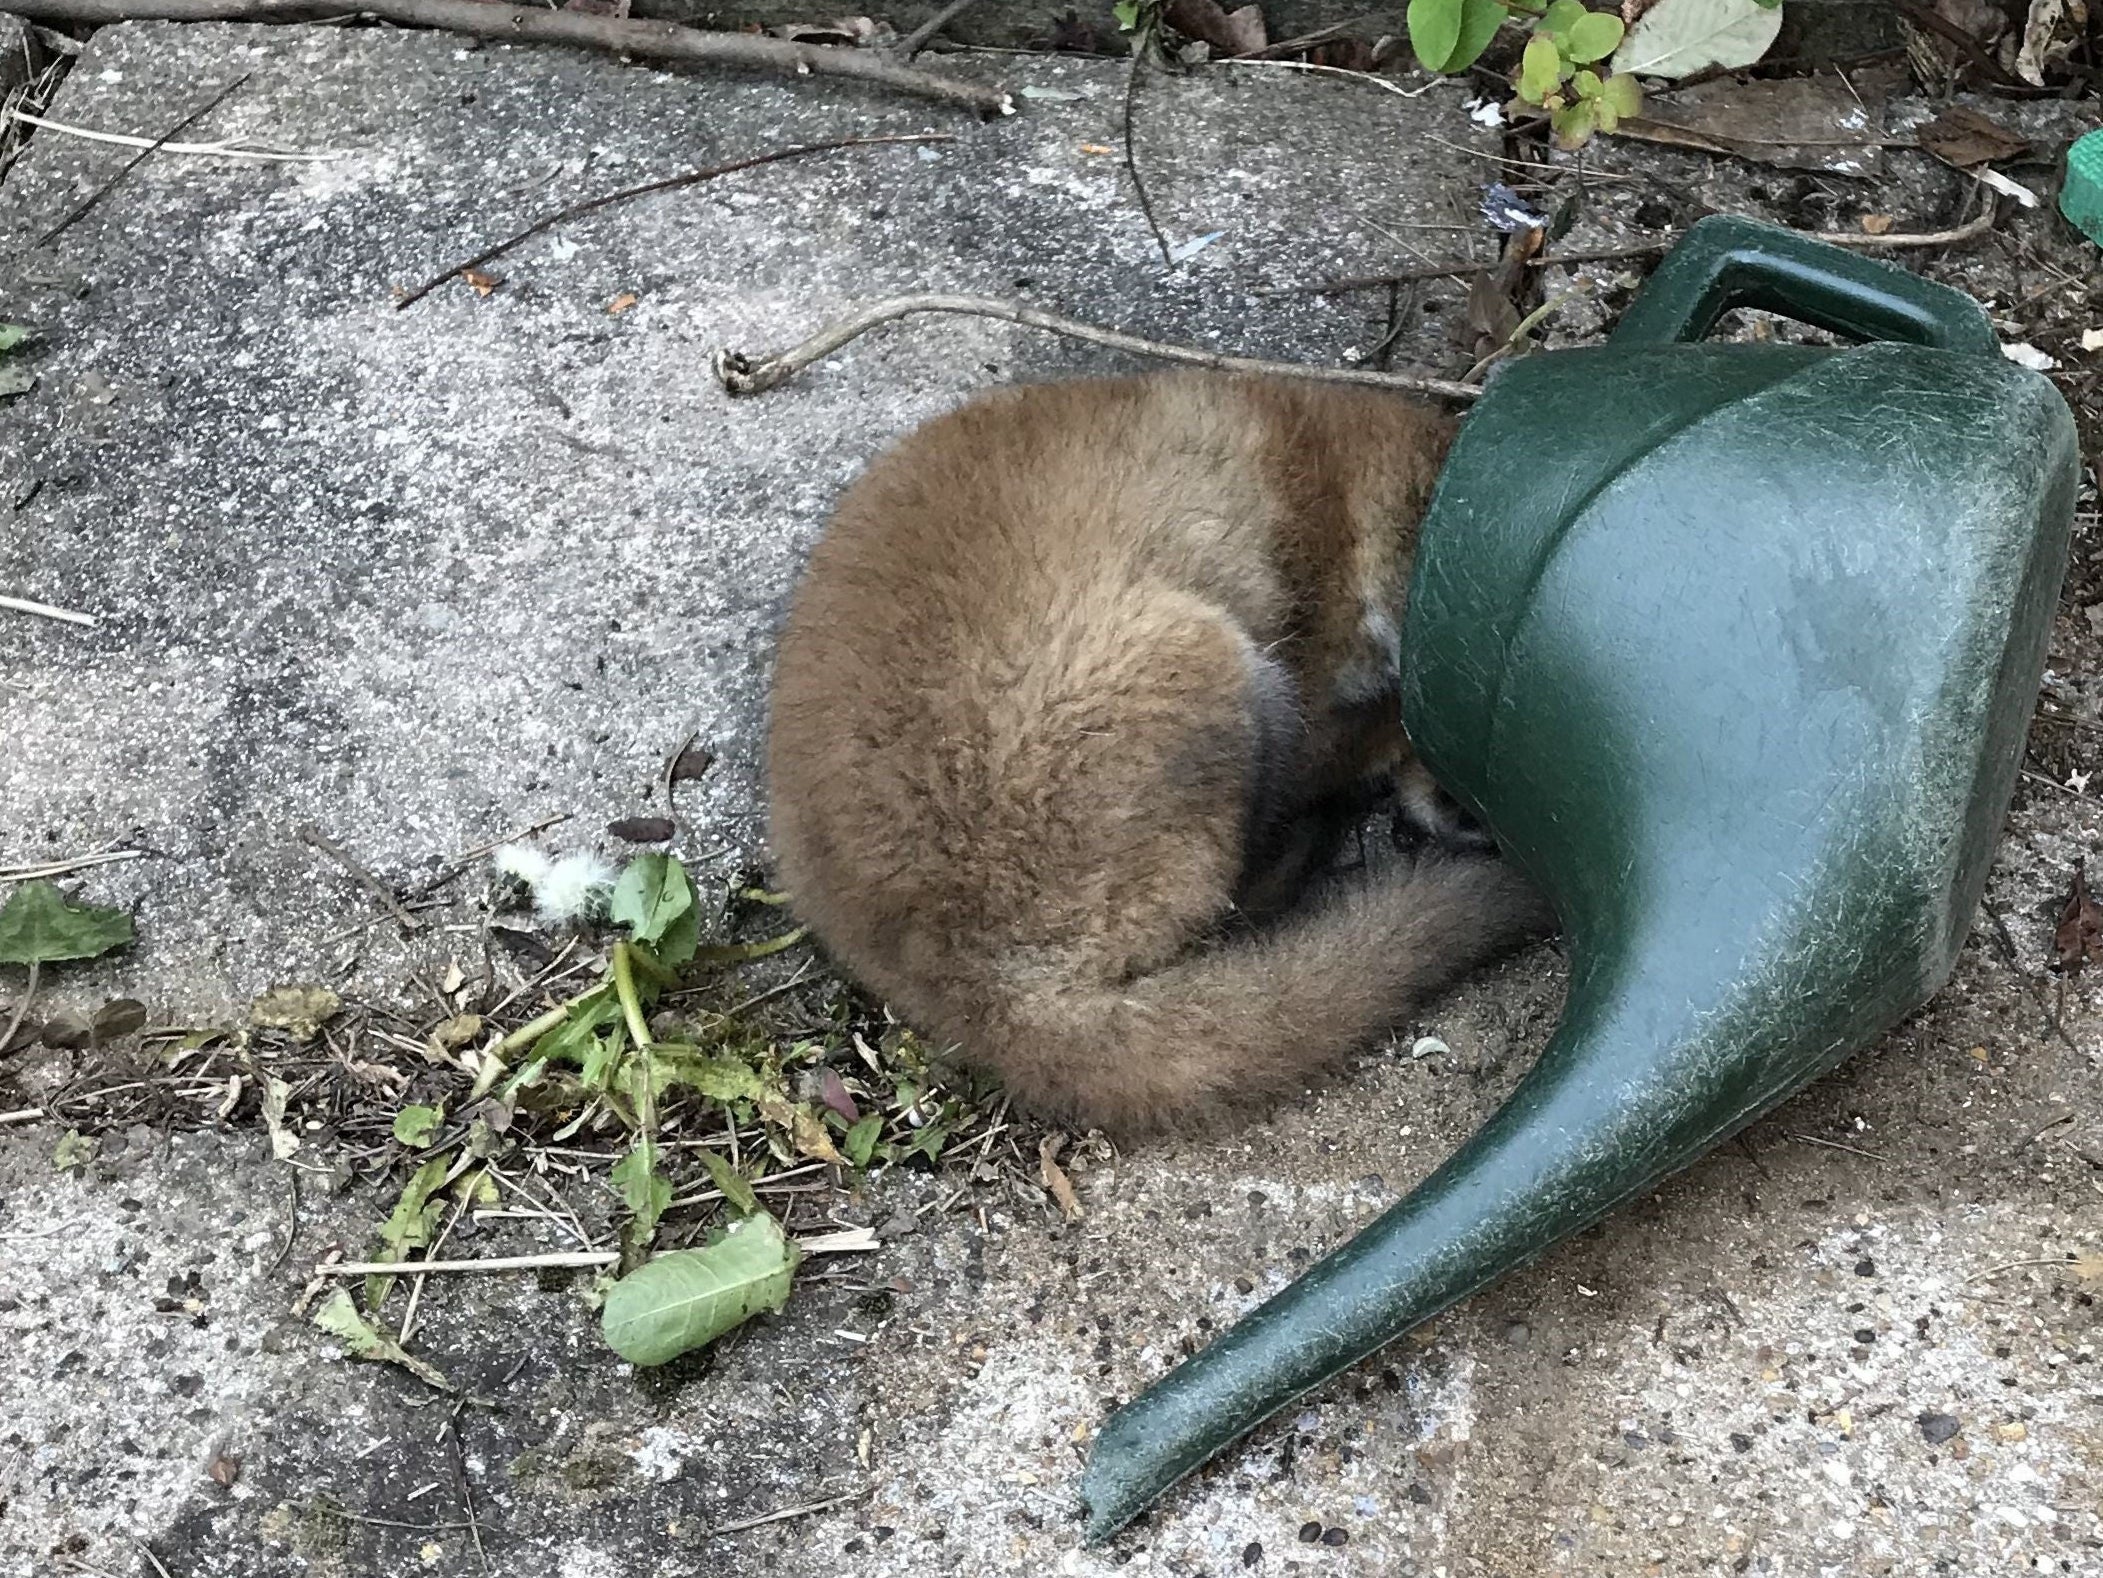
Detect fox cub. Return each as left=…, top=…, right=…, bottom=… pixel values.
left=767, top=374, right=1546, bottom=1134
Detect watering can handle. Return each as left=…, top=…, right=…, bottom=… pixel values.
left=1609, top=214, right=2002, bottom=357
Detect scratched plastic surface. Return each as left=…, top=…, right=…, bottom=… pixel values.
left=1079, top=218, right=2080, bottom=1540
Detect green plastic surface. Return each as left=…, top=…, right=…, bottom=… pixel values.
left=2061, top=128, right=2103, bottom=247
left=1079, top=216, right=2079, bottom=1540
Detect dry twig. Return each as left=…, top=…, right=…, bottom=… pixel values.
left=715, top=293, right=1482, bottom=402
left=0, top=592, right=96, bottom=626
left=0, top=0, right=1014, bottom=114
left=897, top=0, right=978, bottom=60
left=299, top=823, right=422, bottom=934
left=32, top=74, right=248, bottom=248
left=396, top=133, right=954, bottom=309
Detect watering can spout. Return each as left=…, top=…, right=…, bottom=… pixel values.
left=1079, top=217, right=2080, bottom=1541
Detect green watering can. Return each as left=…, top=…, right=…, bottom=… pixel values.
left=1080, top=216, right=2081, bottom=1539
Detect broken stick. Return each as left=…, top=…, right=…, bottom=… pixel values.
left=714, top=294, right=1483, bottom=402
left=0, top=0, right=1014, bottom=116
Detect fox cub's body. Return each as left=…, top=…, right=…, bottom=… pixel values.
left=767, top=374, right=1544, bottom=1133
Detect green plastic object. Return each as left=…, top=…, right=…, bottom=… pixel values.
left=1079, top=216, right=2079, bottom=1540
left=2061, top=128, right=2103, bottom=247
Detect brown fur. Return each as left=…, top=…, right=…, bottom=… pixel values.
left=766, top=373, right=1548, bottom=1134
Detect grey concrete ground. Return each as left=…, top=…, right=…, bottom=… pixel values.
left=2, top=18, right=2101, bottom=1578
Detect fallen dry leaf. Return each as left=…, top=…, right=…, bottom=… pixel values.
left=2073, top=1249, right=2103, bottom=1283
left=462, top=268, right=502, bottom=298
left=1860, top=213, right=1895, bottom=235
left=2053, top=859, right=2103, bottom=975
left=607, top=815, right=676, bottom=843
left=1079, top=142, right=1114, bottom=155
left=2081, top=327, right=2103, bottom=353
left=1913, top=104, right=2030, bottom=170
left=1040, top=1133, right=1083, bottom=1221
left=249, top=983, right=342, bottom=1042
left=607, top=292, right=640, bottom=316
left=1626, top=76, right=1886, bottom=179
left=669, top=744, right=715, bottom=783
left=205, top=1449, right=241, bottom=1488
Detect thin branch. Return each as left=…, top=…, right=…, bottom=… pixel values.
left=0, top=0, right=1014, bottom=115
left=714, top=294, right=1483, bottom=403
left=0, top=592, right=96, bottom=626
left=317, top=1251, right=619, bottom=1276
left=8, top=106, right=341, bottom=161
left=298, top=822, right=422, bottom=934
left=1122, top=26, right=1172, bottom=268
left=0, top=848, right=146, bottom=883
left=395, top=132, right=952, bottom=309
left=33, top=74, right=249, bottom=249
left=0, top=1108, right=47, bottom=1124
left=1270, top=205, right=1994, bottom=300
left=1265, top=242, right=1671, bottom=297
left=897, top=0, right=978, bottom=60
left=2, top=960, right=41, bottom=1060
left=706, top=1490, right=869, bottom=1538
left=1804, top=201, right=1996, bottom=250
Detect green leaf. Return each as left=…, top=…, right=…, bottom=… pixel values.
left=393, top=1104, right=444, bottom=1147
left=1518, top=35, right=1565, bottom=102
left=697, top=1146, right=760, bottom=1216
left=653, top=1047, right=766, bottom=1104
left=651, top=904, right=700, bottom=970
left=0, top=883, right=133, bottom=966
left=312, top=1289, right=457, bottom=1392
left=1613, top=0, right=1782, bottom=79
left=531, top=990, right=619, bottom=1066
left=903, top=1121, right=952, bottom=1164
left=1538, top=0, right=1586, bottom=40
left=843, top=1113, right=883, bottom=1169
left=1450, top=0, right=1510, bottom=69
left=1572, top=67, right=1604, bottom=96
left=1552, top=97, right=1602, bottom=148
left=579, top=1027, right=628, bottom=1093
left=1407, top=0, right=1466, bottom=71
left=53, top=1128, right=94, bottom=1171
left=1599, top=70, right=1644, bottom=117
left=365, top=1154, right=451, bottom=1312
left=600, top=1213, right=801, bottom=1366
left=1564, top=9, right=1625, bottom=60
left=1112, top=0, right=1141, bottom=30
left=0, top=325, right=28, bottom=354
left=609, top=855, right=695, bottom=950
left=612, top=1142, right=672, bottom=1242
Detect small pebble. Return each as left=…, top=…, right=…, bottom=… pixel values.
left=1298, top=1521, right=1323, bottom=1544
left=1241, top=1541, right=1263, bottom=1567
left=1854, top=1258, right=1876, bottom=1277
left=1918, top=1412, right=1962, bottom=1445
left=1321, top=1527, right=1350, bottom=1547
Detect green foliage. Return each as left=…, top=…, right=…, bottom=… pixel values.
left=698, top=1146, right=760, bottom=1216
left=609, top=853, right=699, bottom=969
left=365, top=1153, right=451, bottom=1312
left=612, top=1141, right=672, bottom=1243
left=600, top=1214, right=801, bottom=1366
left=0, top=883, right=133, bottom=966
left=1404, top=0, right=1640, bottom=147
left=392, top=1104, right=444, bottom=1147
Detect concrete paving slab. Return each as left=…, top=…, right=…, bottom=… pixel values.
left=2, top=20, right=2101, bottom=1578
